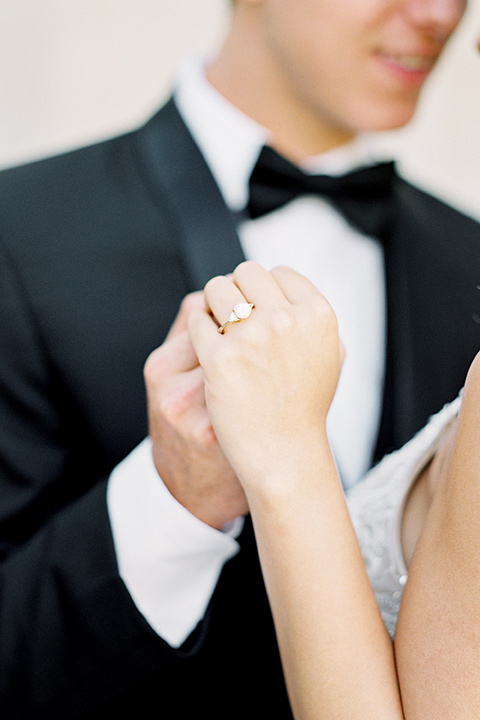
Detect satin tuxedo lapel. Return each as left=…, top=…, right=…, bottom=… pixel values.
left=135, top=98, right=245, bottom=289
left=132, top=101, right=286, bottom=703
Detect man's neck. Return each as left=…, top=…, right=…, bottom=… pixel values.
left=206, top=51, right=354, bottom=163
left=174, top=57, right=380, bottom=213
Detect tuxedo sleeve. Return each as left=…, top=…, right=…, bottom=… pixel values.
left=0, top=238, right=208, bottom=717
left=107, top=438, right=241, bottom=647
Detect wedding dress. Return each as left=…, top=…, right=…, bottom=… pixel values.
left=346, top=394, right=462, bottom=637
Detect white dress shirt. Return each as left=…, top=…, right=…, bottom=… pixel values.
left=108, top=58, right=389, bottom=647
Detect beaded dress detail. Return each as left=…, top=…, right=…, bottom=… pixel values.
left=346, top=394, right=462, bottom=637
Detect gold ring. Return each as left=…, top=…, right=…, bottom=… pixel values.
left=218, top=302, right=255, bottom=334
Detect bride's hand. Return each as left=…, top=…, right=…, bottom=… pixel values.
left=188, top=261, right=344, bottom=484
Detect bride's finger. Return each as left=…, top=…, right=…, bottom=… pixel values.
left=232, top=261, right=287, bottom=308
left=188, top=307, right=224, bottom=368
left=204, top=274, right=249, bottom=331
left=270, top=265, right=326, bottom=305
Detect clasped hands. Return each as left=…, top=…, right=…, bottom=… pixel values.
left=144, top=261, right=344, bottom=530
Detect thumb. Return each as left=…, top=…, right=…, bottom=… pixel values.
left=165, top=290, right=206, bottom=342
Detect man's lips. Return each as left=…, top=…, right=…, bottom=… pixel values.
left=375, top=50, right=440, bottom=81
left=389, top=54, right=436, bottom=71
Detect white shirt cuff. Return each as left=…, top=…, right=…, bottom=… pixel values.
left=107, top=437, right=242, bottom=647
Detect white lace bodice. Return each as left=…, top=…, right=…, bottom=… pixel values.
left=346, top=395, right=462, bottom=637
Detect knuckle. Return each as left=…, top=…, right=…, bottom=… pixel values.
left=144, top=343, right=172, bottom=389
left=268, top=307, right=296, bottom=336
left=210, top=341, right=239, bottom=371
left=157, top=390, right=184, bottom=425
left=191, top=416, right=217, bottom=448
left=144, top=348, right=162, bottom=384
left=181, top=290, right=204, bottom=314
left=233, top=259, right=259, bottom=282
left=232, top=307, right=296, bottom=348
left=312, top=295, right=337, bottom=326
left=157, top=379, right=198, bottom=425
left=204, top=274, right=225, bottom=295
left=270, top=265, right=294, bottom=281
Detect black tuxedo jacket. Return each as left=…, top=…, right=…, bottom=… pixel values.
left=0, top=98, right=479, bottom=719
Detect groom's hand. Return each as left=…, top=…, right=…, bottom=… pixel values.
left=144, top=292, right=248, bottom=530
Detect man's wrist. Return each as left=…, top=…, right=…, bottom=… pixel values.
left=106, top=438, right=242, bottom=646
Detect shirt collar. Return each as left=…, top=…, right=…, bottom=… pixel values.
left=173, top=57, right=383, bottom=213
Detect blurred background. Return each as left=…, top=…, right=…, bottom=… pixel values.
left=0, top=0, right=479, bottom=219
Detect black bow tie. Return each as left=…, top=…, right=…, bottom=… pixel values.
left=247, top=145, right=396, bottom=240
